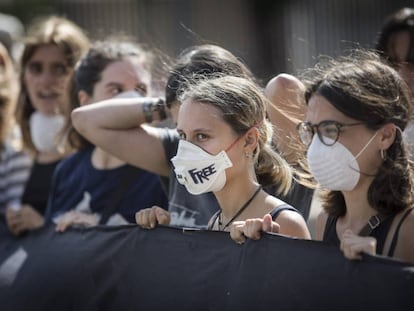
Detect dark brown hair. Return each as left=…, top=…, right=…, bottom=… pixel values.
left=303, top=50, right=414, bottom=217
left=376, top=7, right=414, bottom=65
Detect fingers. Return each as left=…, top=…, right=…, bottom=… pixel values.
left=5, top=208, right=27, bottom=236
left=230, top=215, right=281, bottom=245
left=135, top=208, right=155, bottom=229
left=56, top=211, right=99, bottom=232
left=340, top=229, right=377, bottom=260
left=135, top=206, right=170, bottom=229
left=56, top=211, right=75, bottom=232
left=155, top=207, right=170, bottom=225
left=229, top=221, right=247, bottom=244
left=243, top=219, right=265, bottom=240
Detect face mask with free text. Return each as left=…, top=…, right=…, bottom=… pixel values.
left=171, top=140, right=234, bottom=195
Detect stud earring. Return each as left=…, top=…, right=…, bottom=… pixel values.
left=244, top=151, right=251, bottom=158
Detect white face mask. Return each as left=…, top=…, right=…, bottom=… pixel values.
left=29, top=111, right=65, bottom=152
left=112, top=90, right=143, bottom=99
left=171, top=140, right=233, bottom=195
left=306, top=132, right=377, bottom=191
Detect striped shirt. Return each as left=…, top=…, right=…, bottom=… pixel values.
left=0, top=143, right=32, bottom=213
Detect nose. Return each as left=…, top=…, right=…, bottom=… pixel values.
left=38, top=69, right=57, bottom=84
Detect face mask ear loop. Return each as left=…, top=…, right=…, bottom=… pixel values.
left=354, top=131, right=378, bottom=160
left=225, top=119, right=265, bottom=153
left=347, top=131, right=379, bottom=177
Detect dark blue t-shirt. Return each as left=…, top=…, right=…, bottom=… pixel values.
left=45, top=147, right=168, bottom=223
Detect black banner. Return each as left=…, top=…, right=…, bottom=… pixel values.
left=0, top=224, right=413, bottom=310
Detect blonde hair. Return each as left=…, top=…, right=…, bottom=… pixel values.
left=0, top=42, right=19, bottom=150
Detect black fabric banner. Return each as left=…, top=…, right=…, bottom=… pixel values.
left=0, top=224, right=413, bottom=311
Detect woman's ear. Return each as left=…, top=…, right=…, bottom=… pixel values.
left=243, top=127, right=260, bottom=153
left=78, top=90, right=91, bottom=106
left=379, top=123, right=396, bottom=150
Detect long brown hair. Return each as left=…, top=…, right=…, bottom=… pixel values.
left=15, top=15, right=89, bottom=154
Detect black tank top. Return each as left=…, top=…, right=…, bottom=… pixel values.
left=207, top=203, right=298, bottom=230
left=322, top=207, right=414, bottom=257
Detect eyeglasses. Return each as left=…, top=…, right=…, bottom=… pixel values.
left=296, top=120, right=363, bottom=146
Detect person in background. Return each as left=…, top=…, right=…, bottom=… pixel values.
left=264, top=73, right=315, bottom=221
left=72, top=44, right=258, bottom=229
left=0, top=12, right=25, bottom=63
left=231, top=51, right=414, bottom=264
left=376, top=7, right=414, bottom=157
left=0, top=42, right=31, bottom=235
left=5, top=16, right=89, bottom=235
left=45, top=40, right=168, bottom=231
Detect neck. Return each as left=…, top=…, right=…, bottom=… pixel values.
left=340, top=177, right=378, bottom=230
left=36, top=150, right=64, bottom=164
left=91, top=147, right=125, bottom=169
left=215, top=180, right=261, bottom=230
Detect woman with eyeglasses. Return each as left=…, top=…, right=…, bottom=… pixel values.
left=231, top=50, right=414, bottom=264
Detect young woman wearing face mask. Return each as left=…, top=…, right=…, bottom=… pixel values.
left=145, top=75, right=309, bottom=237
left=44, top=40, right=168, bottom=231
left=72, top=73, right=310, bottom=237
left=231, top=51, right=414, bottom=264
left=5, top=16, right=89, bottom=236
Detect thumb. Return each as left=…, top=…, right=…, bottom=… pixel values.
left=262, top=214, right=279, bottom=233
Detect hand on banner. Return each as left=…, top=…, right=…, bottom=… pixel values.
left=5, top=205, right=45, bottom=235
left=55, top=210, right=100, bottom=232
left=230, top=214, right=280, bottom=244
left=135, top=206, right=170, bottom=229
left=340, top=229, right=377, bottom=260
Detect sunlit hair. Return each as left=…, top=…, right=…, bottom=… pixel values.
left=302, top=50, right=414, bottom=217
left=15, top=15, right=90, bottom=154
left=178, top=75, right=293, bottom=195
left=0, top=42, right=18, bottom=150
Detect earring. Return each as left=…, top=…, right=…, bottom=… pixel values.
left=244, top=151, right=251, bottom=158
left=380, top=149, right=386, bottom=161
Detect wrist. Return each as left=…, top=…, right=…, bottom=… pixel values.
left=142, top=98, right=167, bottom=123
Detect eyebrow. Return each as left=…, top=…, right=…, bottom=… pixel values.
left=104, top=82, right=123, bottom=89
left=178, top=127, right=213, bottom=132
left=176, top=128, right=214, bottom=135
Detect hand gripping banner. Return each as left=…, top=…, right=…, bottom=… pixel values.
left=0, top=224, right=413, bottom=310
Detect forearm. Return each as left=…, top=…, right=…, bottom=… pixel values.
left=72, top=97, right=165, bottom=134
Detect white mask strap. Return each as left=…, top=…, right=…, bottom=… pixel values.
left=354, top=131, right=378, bottom=160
